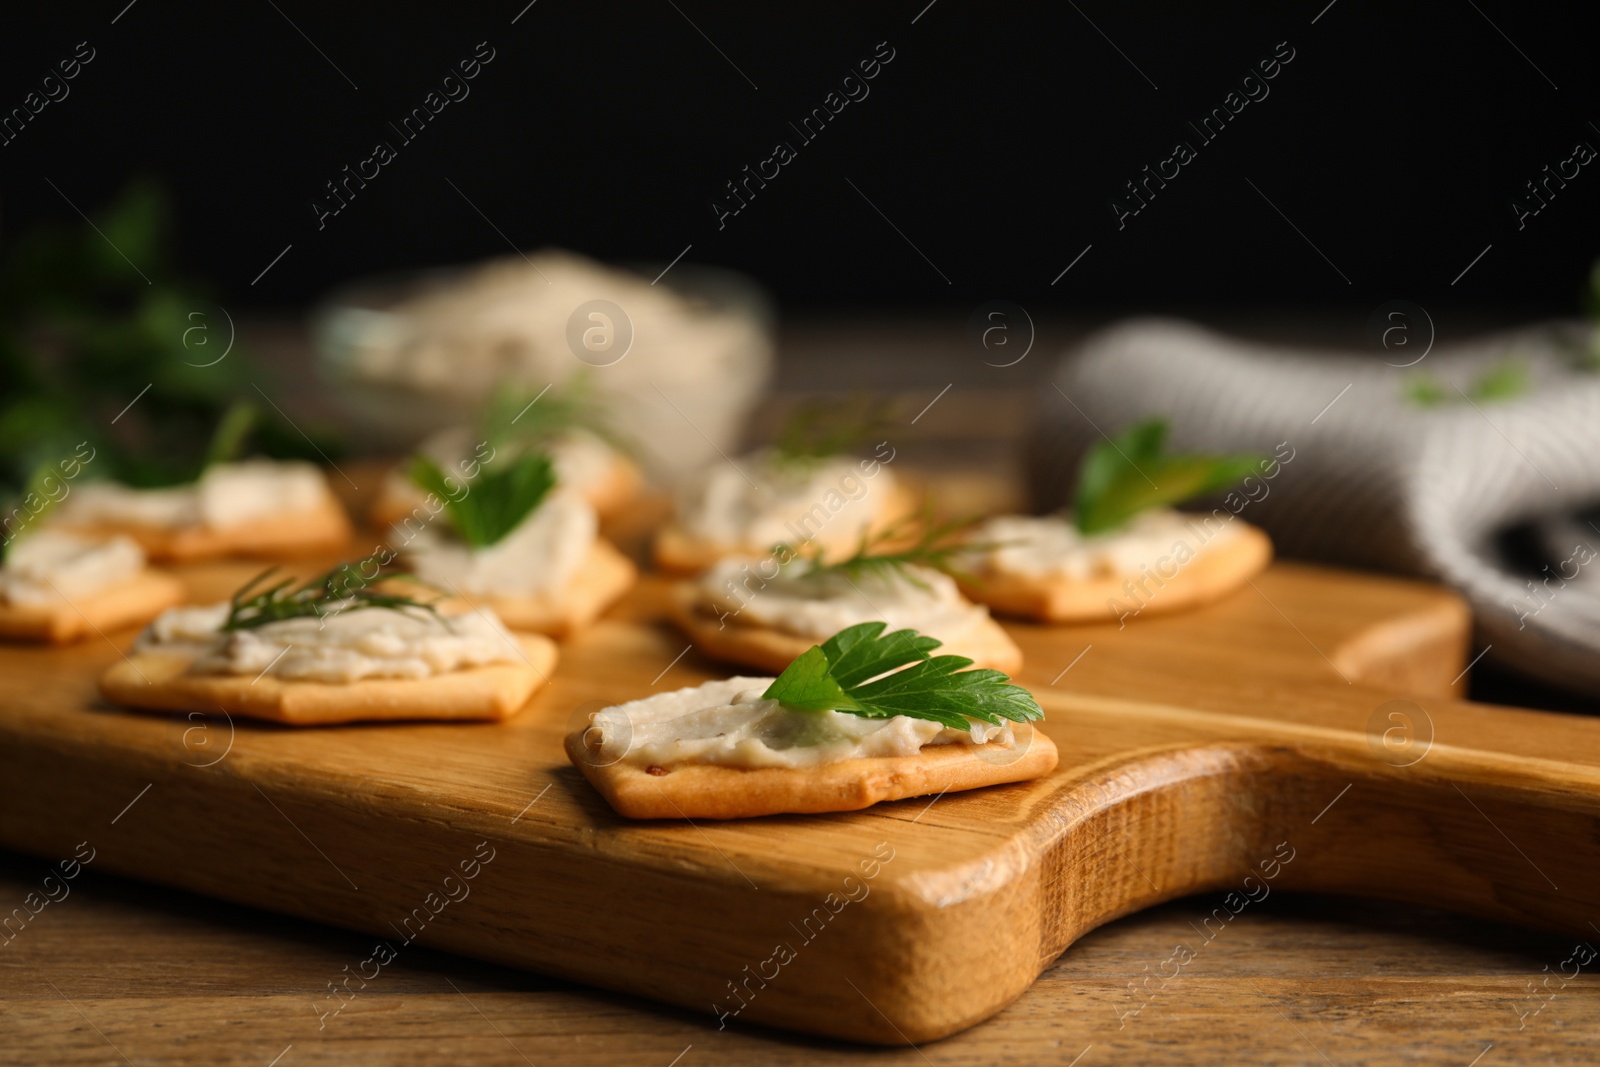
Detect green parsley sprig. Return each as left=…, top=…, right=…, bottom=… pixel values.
left=1074, top=418, right=1263, bottom=535
left=221, top=563, right=443, bottom=632
left=408, top=451, right=556, bottom=549
left=762, top=621, right=1043, bottom=730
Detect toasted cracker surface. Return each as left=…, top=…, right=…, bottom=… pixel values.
left=666, top=584, right=1023, bottom=675
left=98, top=633, right=557, bottom=726
left=566, top=724, right=1057, bottom=820
left=958, top=521, right=1272, bottom=624
left=0, top=570, right=187, bottom=644
left=58, top=494, right=352, bottom=564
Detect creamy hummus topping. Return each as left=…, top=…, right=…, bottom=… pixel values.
left=137, top=601, right=522, bottom=683
left=397, top=489, right=595, bottom=597
left=675, top=450, right=891, bottom=551
left=587, top=677, right=1012, bottom=769
left=700, top=558, right=989, bottom=641
left=60, top=461, right=331, bottom=531
left=974, top=508, right=1240, bottom=581
left=0, top=530, right=146, bottom=606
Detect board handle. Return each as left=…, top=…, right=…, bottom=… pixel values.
left=1038, top=740, right=1598, bottom=966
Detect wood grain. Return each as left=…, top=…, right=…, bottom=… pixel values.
left=9, top=549, right=1583, bottom=1047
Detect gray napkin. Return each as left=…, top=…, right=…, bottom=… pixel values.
left=1026, top=318, right=1600, bottom=697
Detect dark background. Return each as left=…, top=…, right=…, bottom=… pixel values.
left=2, top=1, right=1597, bottom=318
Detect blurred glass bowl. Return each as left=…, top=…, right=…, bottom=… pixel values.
left=311, top=253, right=774, bottom=482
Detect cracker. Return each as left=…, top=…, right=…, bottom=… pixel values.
left=667, top=584, right=1023, bottom=675
left=0, top=570, right=187, bottom=645
left=565, top=724, right=1057, bottom=820
left=370, top=452, right=642, bottom=529
left=59, top=493, right=353, bottom=564
left=957, top=521, right=1273, bottom=624
left=441, top=540, right=637, bottom=637
left=98, top=633, right=557, bottom=726
left=652, top=481, right=922, bottom=574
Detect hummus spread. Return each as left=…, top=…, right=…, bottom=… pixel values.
left=61, top=461, right=330, bottom=531
left=137, top=601, right=522, bottom=683
left=398, top=490, right=595, bottom=597
left=587, top=676, right=1012, bottom=769
left=676, top=450, right=892, bottom=550
left=974, top=508, right=1239, bottom=580
left=701, top=558, right=989, bottom=640
left=0, top=530, right=145, bottom=606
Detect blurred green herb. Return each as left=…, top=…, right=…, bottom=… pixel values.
left=1402, top=358, right=1529, bottom=408
left=0, top=178, right=340, bottom=497
left=221, top=562, right=442, bottom=632
left=1073, top=418, right=1264, bottom=535
left=479, top=373, right=632, bottom=456
left=1404, top=373, right=1448, bottom=408
left=772, top=397, right=892, bottom=466
left=408, top=451, right=556, bottom=548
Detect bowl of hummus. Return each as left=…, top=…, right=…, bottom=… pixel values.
left=312, top=249, right=774, bottom=479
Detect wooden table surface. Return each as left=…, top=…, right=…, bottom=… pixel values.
left=6, top=321, right=1599, bottom=1064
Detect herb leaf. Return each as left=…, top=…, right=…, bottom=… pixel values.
left=772, top=397, right=892, bottom=466
left=480, top=375, right=633, bottom=456
left=408, top=451, right=556, bottom=548
left=221, top=562, right=442, bottom=632
left=1073, top=418, right=1263, bottom=535
left=785, top=514, right=987, bottom=591
left=762, top=621, right=1043, bottom=729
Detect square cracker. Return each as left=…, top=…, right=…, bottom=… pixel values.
left=58, top=493, right=353, bottom=564
left=565, top=724, right=1057, bottom=820
left=666, top=583, right=1024, bottom=675
left=0, top=570, right=187, bottom=644
left=99, top=633, right=558, bottom=726
left=958, top=521, right=1273, bottom=623
left=425, top=540, right=636, bottom=637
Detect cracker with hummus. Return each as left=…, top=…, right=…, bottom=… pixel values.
left=99, top=564, right=556, bottom=725
left=959, top=418, right=1273, bottom=624
left=54, top=459, right=352, bottom=563
left=669, top=519, right=1021, bottom=674
left=395, top=450, right=634, bottom=636
left=566, top=621, right=1054, bottom=820
left=371, top=380, right=642, bottom=528
left=0, top=530, right=185, bottom=643
left=653, top=445, right=918, bottom=574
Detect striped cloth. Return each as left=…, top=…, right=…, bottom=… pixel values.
left=1025, top=318, right=1600, bottom=696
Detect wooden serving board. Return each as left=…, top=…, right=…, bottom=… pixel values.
left=1, top=557, right=1597, bottom=1045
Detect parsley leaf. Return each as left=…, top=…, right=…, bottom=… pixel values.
left=408, top=450, right=556, bottom=548
left=1073, top=418, right=1264, bottom=535
left=762, top=621, right=1043, bottom=730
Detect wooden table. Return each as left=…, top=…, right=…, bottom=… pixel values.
left=3, top=853, right=1593, bottom=1066
left=7, top=320, right=1598, bottom=1064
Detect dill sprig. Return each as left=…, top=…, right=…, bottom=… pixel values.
left=220, top=562, right=444, bottom=632
left=408, top=451, right=556, bottom=549
left=771, top=397, right=893, bottom=466
left=783, top=514, right=987, bottom=591
left=480, top=374, right=632, bottom=456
